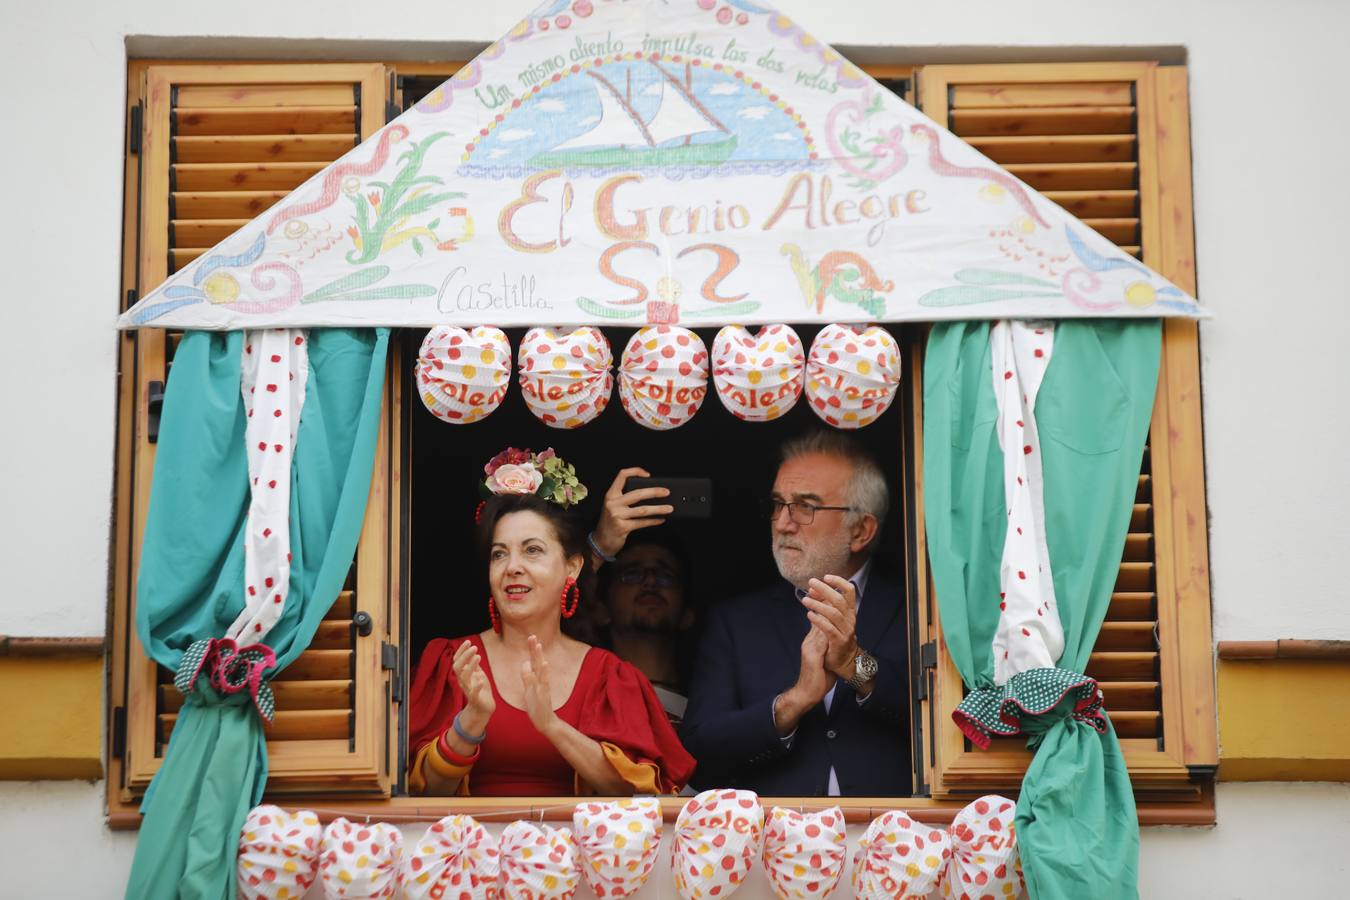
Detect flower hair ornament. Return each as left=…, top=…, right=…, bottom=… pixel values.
left=479, top=447, right=588, bottom=518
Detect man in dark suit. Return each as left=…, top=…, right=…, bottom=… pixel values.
left=679, top=431, right=910, bottom=796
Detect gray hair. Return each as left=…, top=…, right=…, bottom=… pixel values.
left=780, top=430, right=889, bottom=550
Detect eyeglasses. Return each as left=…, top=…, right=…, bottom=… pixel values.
left=762, top=498, right=856, bottom=525
left=615, top=566, right=678, bottom=588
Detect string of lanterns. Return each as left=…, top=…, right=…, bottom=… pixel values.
left=236, top=790, right=1023, bottom=900
left=416, top=324, right=902, bottom=431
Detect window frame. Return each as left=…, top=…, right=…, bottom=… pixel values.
left=107, top=57, right=1216, bottom=828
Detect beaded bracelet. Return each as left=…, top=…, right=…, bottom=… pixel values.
left=587, top=531, right=617, bottom=564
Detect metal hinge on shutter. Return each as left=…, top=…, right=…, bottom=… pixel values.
left=111, top=705, right=127, bottom=758
left=382, top=642, right=402, bottom=703
left=915, top=640, right=938, bottom=700
left=128, top=102, right=143, bottom=155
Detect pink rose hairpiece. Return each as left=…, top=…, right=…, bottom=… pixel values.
left=478, top=447, right=589, bottom=514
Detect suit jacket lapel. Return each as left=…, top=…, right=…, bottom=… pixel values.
left=772, top=582, right=810, bottom=660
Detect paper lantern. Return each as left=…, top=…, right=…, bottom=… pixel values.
left=319, top=817, right=404, bottom=899
left=671, top=789, right=764, bottom=900
left=236, top=805, right=322, bottom=900
left=402, top=814, right=501, bottom=900
left=618, top=326, right=709, bottom=430
left=762, top=806, right=847, bottom=899
left=851, top=810, right=951, bottom=900
left=804, top=324, right=901, bottom=429
left=417, top=326, right=511, bottom=424
left=518, top=327, right=613, bottom=428
left=942, top=795, right=1023, bottom=900
left=711, top=325, right=805, bottom=422
left=573, top=798, right=663, bottom=898
left=499, top=821, right=579, bottom=900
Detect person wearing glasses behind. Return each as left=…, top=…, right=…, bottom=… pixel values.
left=592, top=431, right=912, bottom=796
left=598, top=531, right=696, bottom=724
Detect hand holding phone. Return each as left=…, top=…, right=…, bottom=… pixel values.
left=625, top=477, right=713, bottom=519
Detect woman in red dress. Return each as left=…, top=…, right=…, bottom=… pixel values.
left=408, top=454, right=695, bottom=796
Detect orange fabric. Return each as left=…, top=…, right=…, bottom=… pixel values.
left=599, top=742, right=662, bottom=795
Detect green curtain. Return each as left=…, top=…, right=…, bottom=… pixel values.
left=126, top=327, right=389, bottom=900
left=924, top=319, right=1160, bottom=900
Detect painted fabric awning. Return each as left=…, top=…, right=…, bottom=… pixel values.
left=119, top=0, right=1204, bottom=331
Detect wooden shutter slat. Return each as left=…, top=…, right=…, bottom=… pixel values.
left=1043, top=190, right=1139, bottom=219
left=1130, top=503, right=1152, bottom=531
left=274, top=649, right=352, bottom=681
left=172, top=161, right=328, bottom=192
left=964, top=134, right=1136, bottom=164
left=950, top=106, right=1135, bottom=137
left=950, top=81, right=1134, bottom=109
left=174, top=83, right=357, bottom=108
left=1110, top=710, right=1161, bottom=740
left=160, top=679, right=353, bottom=713
left=173, top=134, right=359, bottom=164
left=1100, top=681, right=1160, bottom=710
left=171, top=219, right=251, bottom=246
left=1096, top=621, right=1157, bottom=652
left=160, top=709, right=351, bottom=743
left=1086, top=651, right=1157, bottom=681
left=1114, top=562, right=1154, bottom=593
left=175, top=106, right=358, bottom=136
left=1081, top=218, right=1140, bottom=244
left=1122, top=534, right=1153, bottom=562
left=309, top=620, right=355, bottom=650
left=1003, top=162, right=1137, bottom=190
left=171, top=190, right=289, bottom=220
left=169, top=248, right=206, bottom=271
left=326, top=590, right=355, bottom=622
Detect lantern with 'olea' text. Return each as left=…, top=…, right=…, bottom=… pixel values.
left=518, top=326, right=613, bottom=429
left=618, top=326, right=708, bottom=431
left=712, top=325, right=805, bottom=423
left=417, top=326, right=511, bottom=425
left=805, top=324, right=901, bottom=429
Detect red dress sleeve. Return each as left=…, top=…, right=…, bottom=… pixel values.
left=575, top=651, right=697, bottom=793
left=407, top=637, right=469, bottom=761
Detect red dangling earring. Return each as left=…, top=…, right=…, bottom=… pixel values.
left=560, top=577, right=580, bottom=619
left=487, top=596, right=502, bottom=634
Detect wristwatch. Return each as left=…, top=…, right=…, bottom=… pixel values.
left=845, top=648, right=879, bottom=690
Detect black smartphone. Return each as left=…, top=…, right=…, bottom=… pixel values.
left=626, top=477, right=714, bottom=519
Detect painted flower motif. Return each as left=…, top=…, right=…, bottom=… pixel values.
left=487, top=463, right=543, bottom=495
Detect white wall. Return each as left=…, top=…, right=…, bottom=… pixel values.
left=1, top=782, right=1345, bottom=898
left=2, top=0, right=1348, bottom=894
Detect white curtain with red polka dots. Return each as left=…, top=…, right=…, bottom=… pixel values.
left=227, top=328, right=310, bottom=644
left=989, top=321, right=1064, bottom=686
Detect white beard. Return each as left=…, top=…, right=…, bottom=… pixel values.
left=772, top=532, right=854, bottom=591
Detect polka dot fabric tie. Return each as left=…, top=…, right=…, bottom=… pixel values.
left=229, top=328, right=308, bottom=645
left=989, top=320, right=1064, bottom=685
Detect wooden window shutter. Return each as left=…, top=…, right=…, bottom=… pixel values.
left=109, top=63, right=403, bottom=810
left=910, top=63, right=1217, bottom=806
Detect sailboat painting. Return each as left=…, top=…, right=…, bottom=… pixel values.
left=461, top=56, right=818, bottom=178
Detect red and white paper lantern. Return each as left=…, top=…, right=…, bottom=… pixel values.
left=671, top=789, right=764, bottom=900
left=852, top=810, right=951, bottom=900
left=401, top=814, right=501, bottom=900
left=518, top=327, right=613, bottom=428
left=711, top=325, right=805, bottom=422
left=319, top=817, right=404, bottom=899
left=499, top=821, right=579, bottom=900
left=804, top=324, right=901, bottom=429
left=618, top=326, right=709, bottom=430
left=417, top=326, right=511, bottom=424
left=573, top=798, right=663, bottom=898
left=942, top=796, right=1023, bottom=899
left=762, top=806, right=847, bottom=899
left=236, top=805, right=322, bottom=900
